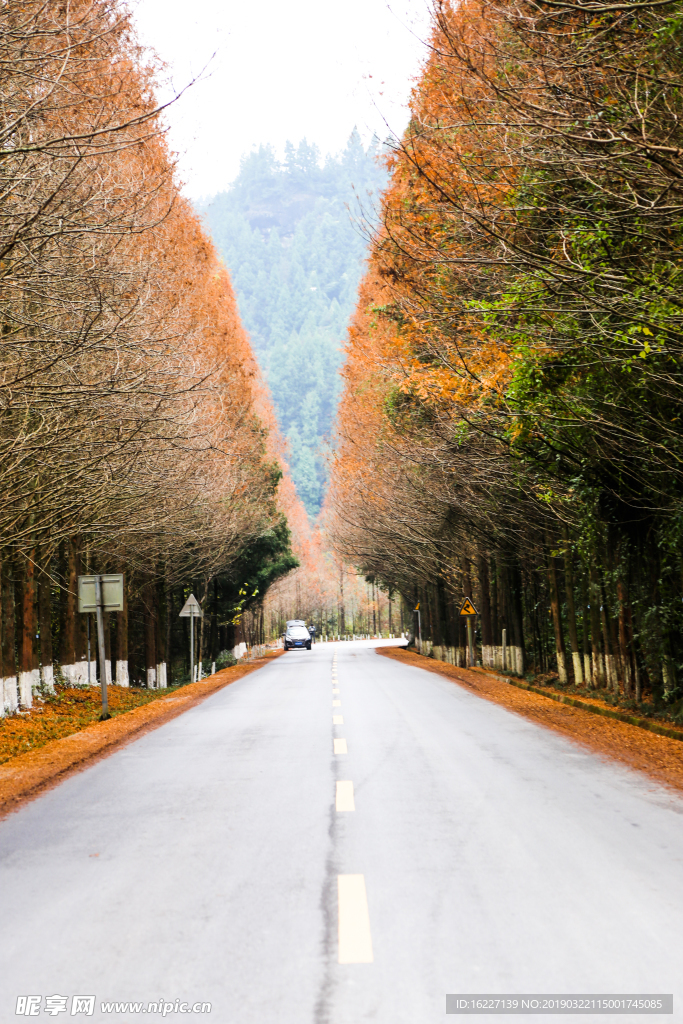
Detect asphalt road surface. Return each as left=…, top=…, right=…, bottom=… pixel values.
left=1, top=640, right=682, bottom=1024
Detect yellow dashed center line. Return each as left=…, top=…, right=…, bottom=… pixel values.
left=338, top=875, right=373, bottom=963
left=335, top=780, right=355, bottom=812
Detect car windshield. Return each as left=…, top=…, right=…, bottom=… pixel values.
left=288, top=627, right=309, bottom=639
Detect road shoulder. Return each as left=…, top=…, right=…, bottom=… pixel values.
left=377, top=646, right=683, bottom=794
left=0, top=655, right=280, bottom=818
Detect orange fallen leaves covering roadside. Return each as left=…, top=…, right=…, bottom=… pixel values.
left=0, top=685, right=175, bottom=765
left=378, top=647, right=683, bottom=795
left=0, top=654, right=281, bottom=818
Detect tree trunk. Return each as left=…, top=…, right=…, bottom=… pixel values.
left=430, top=583, right=443, bottom=648
left=18, top=548, right=38, bottom=706
left=59, top=539, right=79, bottom=684
left=155, top=576, right=166, bottom=687
left=600, top=580, right=618, bottom=694
left=444, top=592, right=458, bottom=650
left=210, top=577, right=218, bottom=660
left=116, top=574, right=129, bottom=686
left=589, top=565, right=605, bottom=687
left=490, top=555, right=499, bottom=644
left=1, top=552, right=18, bottom=712
left=509, top=559, right=525, bottom=676
left=38, top=549, right=54, bottom=692
left=198, top=580, right=208, bottom=676
left=546, top=542, right=568, bottom=684
left=581, top=571, right=593, bottom=689
left=76, top=549, right=87, bottom=683
left=561, top=532, right=581, bottom=684
left=478, top=553, right=493, bottom=667
left=144, top=581, right=156, bottom=688
left=617, top=573, right=633, bottom=697
left=165, top=579, right=172, bottom=686
left=497, top=557, right=508, bottom=670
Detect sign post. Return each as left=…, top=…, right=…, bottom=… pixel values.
left=414, top=602, right=421, bottom=647
left=94, top=576, right=108, bottom=717
left=179, top=594, right=203, bottom=683
left=459, top=597, right=478, bottom=668
left=78, top=573, right=125, bottom=720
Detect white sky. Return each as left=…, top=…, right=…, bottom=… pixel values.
left=130, top=0, right=433, bottom=200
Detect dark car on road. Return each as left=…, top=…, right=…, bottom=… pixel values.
left=284, top=621, right=311, bottom=651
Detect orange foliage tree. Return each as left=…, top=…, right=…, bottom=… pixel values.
left=329, top=0, right=683, bottom=706
left=0, top=0, right=294, bottom=704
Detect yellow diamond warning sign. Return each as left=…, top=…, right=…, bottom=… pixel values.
left=460, top=598, right=478, bottom=616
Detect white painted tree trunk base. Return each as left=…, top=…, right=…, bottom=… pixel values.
left=556, top=650, right=568, bottom=684
left=511, top=646, right=524, bottom=676
left=116, top=660, right=130, bottom=687
left=62, top=661, right=96, bottom=685
left=146, top=667, right=157, bottom=689
left=156, top=662, right=167, bottom=688
left=592, top=652, right=605, bottom=688
left=3, top=676, right=18, bottom=714
left=81, top=660, right=95, bottom=685
left=41, top=664, right=55, bottom=692
left=18, top=669, right=39, bottom=707
left=105, top=660, right=113, bottom=686
left=572, top=651, right=584, bottom=686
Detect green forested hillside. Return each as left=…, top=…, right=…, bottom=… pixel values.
left=199, top=132, right=387, bottom=515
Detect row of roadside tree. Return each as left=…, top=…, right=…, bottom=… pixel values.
left=329, top=0, right=683, bottom=714
left=0, top=1, right=296, bottom=709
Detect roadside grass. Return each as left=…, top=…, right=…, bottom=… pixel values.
left=0, top=684, right=181, bottom=765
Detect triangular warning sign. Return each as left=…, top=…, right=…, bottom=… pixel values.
left=179, top=593, right=203, bottom=617
left=460, top=598, right=478, bottom=616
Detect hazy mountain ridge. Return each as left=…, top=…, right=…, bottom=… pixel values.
left=198, top=132, right=388, bottom=516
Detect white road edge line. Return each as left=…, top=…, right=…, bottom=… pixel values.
left=338, top=874, right=373, bottom=963
left=335, top=780, right=355, bottom=811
